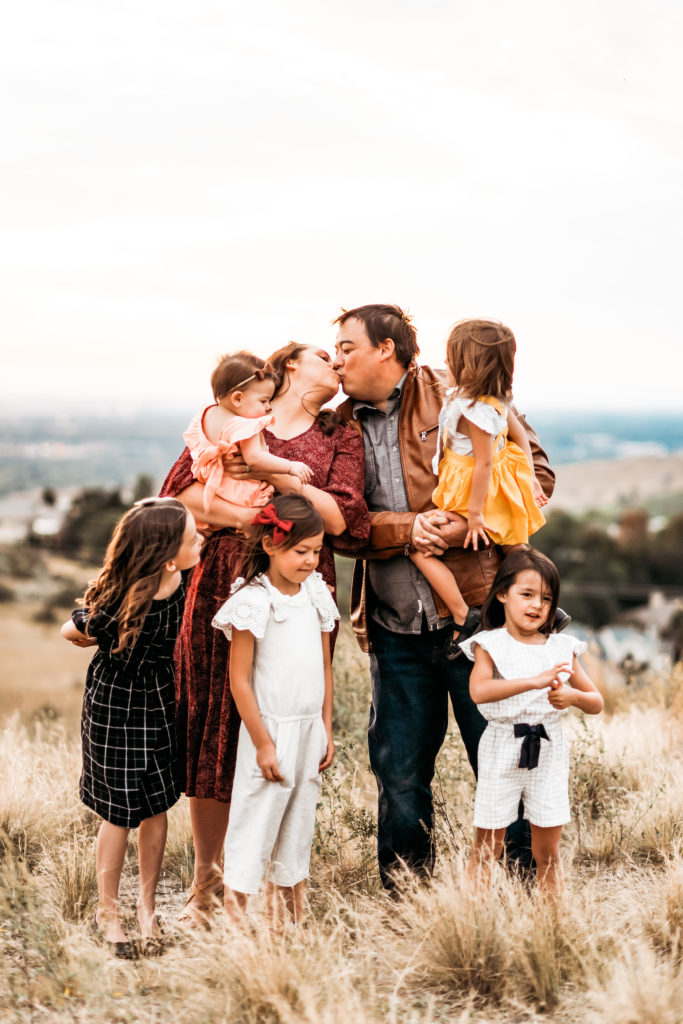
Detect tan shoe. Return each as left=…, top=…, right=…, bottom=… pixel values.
left=177, top=874, right=224, bottom=930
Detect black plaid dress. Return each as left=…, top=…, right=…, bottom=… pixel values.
left=72, top=583, right=186, bottom=828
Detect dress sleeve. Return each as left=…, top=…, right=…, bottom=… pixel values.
left=458, top=628, right=500, bottom=664
left=325, top=423, right=371, bottom=555
left=304, top=572, right=340, bottom=633
left=159, top=448, right=195, bottom=498
left=458, top=398, right=507, bottom=437
left=71, top=606, right=118, bottom=645
left=222, top=414, right=274, bottom=449
left=212, top=581, right=271, bottom=641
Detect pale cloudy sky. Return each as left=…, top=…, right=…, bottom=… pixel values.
left=1, top=0, right=681, bottom=414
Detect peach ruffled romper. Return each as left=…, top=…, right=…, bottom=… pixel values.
left=183, top=406, right=273, bottom=523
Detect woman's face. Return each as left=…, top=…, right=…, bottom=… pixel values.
left=285, top=346, right=340, bottom=402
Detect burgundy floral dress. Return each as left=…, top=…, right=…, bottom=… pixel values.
left=159, top=418, right=369, bottom=803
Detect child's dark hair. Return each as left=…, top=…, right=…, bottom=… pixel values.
left=211, top=351, right=277, bottom=402
left=81, top=497, right=189, bottom=652
left=480, top=545, right=560, bottom=635
left=446, top=319, right=516, bottom=404
left=238, top=495, right=324, bottom=587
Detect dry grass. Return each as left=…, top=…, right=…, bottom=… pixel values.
left=3, top=621, right=683, bottom=1021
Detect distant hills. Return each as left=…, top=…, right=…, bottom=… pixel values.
left=0, top=410, right=682, bottom=498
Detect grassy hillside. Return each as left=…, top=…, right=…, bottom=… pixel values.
left=3, top=621, right=683, bottom=1022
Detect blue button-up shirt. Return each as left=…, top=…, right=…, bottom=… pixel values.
left=353, top=375, right=451, bottom=635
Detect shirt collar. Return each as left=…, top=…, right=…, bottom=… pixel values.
left=352, top=370, right=408, bottom=419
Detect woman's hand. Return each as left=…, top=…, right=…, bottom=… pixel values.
left=319, top=730, right=335, bottom=771
left=464, top=512, right=490, bottom=551
left=534, top=663, right=571, bottom=689
left=256, top=740, right=283, bottom=782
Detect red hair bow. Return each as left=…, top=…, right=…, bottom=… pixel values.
left=252, top=504, right=293, bottom=546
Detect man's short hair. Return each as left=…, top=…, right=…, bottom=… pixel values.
left=334, top=304, right=419, bottom=369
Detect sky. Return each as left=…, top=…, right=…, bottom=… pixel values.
left=1, top=0, right=682, bottom=415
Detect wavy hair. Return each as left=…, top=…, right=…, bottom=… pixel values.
left=80, top=497, right=188, bottom=652
left=446, top=319, right=516, bottom=404
left=333, top=304, right=419, bottom=368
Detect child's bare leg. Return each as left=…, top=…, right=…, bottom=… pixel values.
left=530, top=825, right=564, bottom=898
left=468, top=827, right=506, bottom=887
left=96, top=820, right=130, bottom=943
left=265, top=880, right=306, bottom=930
left=224, top=887, right=248, bottom=923
left=410, top=551, right=469, bottom=622
left=137, top=812, right=167, bottom=938
left=179, top=797, right=228, bottom=927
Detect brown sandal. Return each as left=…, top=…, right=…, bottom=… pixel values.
left=177, top=874, right=224, bottom=930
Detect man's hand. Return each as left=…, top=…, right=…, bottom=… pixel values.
left=411, top=511, right=469, bottom=555
left=222, top=452, right=256, bottom=480
left=410, top=511, right=450, bottom=555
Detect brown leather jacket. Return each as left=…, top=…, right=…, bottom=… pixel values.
left=337, top=363, right=555, bottom=651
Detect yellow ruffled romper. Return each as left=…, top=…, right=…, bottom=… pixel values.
left=431, top=394, right=545, bottom=545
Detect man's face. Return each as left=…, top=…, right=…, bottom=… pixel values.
left=333, top=317, right=382, bottom=400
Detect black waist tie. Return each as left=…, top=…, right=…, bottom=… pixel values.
left=513, top=723, right=550, bottom=770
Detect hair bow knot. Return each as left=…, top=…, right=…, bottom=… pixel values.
left=252, top=504, right=294, bottom=546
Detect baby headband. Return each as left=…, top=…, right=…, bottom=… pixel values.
left=252, top=504, right=294, bottom=546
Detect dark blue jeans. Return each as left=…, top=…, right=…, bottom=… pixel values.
left=368, top=620, right=531, bottom=888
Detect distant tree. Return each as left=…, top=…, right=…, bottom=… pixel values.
left=56, top=487, right=127, bottom=563
left=132, top=473, right=155, bottom=502
left=41, top=486, right=57, bottom=507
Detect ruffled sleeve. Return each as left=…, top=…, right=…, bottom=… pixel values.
left=450, top=395, right=508, bottom=438
left=459, top=627, right=501, bottom=663
left=212, top=579, right=271, bottom=640
left=219, top=413, right=274, bottom=449
left=303, top=572, right=340, bottom=633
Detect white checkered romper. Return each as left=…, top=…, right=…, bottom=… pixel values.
left=72, top=582, right=186, bottom=828
left=460, top=628, right=587, bottom=830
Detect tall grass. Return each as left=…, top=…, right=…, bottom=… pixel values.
left=3, top=629, right=683, bottom=1021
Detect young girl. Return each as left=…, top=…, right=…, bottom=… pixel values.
left=60, top=497, right=201, bottom=956
left=211, top=494, right=338, bottom=928
left=460, top=547, right=603, bottom=896
left=183, top=351, right=312, bottom=522
left=410, top=319, right=549, bottom=656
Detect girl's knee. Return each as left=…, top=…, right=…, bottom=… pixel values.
left=530, top=825, right=562, bottom=864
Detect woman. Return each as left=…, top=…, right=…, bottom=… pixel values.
left=160, top=342, right=369, bottom=925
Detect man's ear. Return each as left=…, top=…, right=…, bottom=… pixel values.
left=377, top=337, right=396, bottom=362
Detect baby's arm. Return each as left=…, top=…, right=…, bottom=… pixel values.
left=469, top=646, right=571, bottom=704
left=60, top=618, right=98, bottom=647
left=465, top=423, right=494, bottom=550
left=229, top=628, right=283, bottom=782
left=547, top=654, right=604, bottom=714
left=507, top=410, right=549, bottom=507
left=319, top=632, right=335, bottom=771
left=239, top=434, right=312, bottom=484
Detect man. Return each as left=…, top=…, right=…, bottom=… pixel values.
left=333, top=304, right=555, bottom=889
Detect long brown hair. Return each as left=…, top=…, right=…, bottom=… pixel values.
left=267, top=341, right=339, bottom=436
left=446, top=319, right=516, bottom=404
left=237, top=495, right=324, bottom=589
left=480, top=546, right=560, bottom=636
left=81, top=497, right=188, bottom=652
